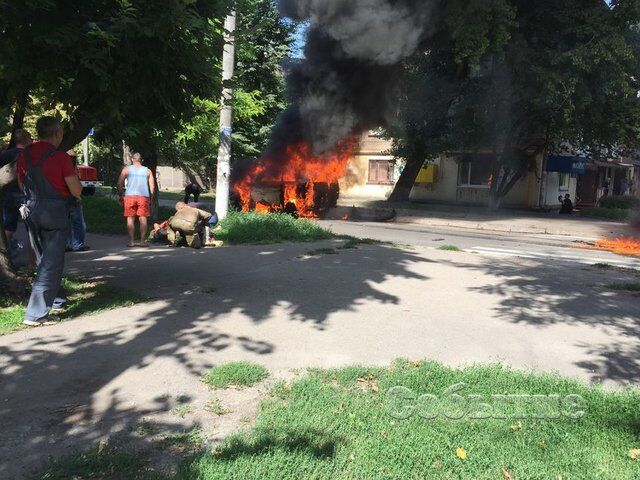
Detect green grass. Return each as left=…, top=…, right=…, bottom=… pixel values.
left=203, top=361, right=269, bottom=389
left=158, top=189, right=215, bottom=203
left=31, top=361, right=640, bottom=479
left=161, top=427, right=205, bottom=454
left=305, top=248, right=339, bottom=256
left=0, top=306, right=23, bottom=335
left=607, top=282, right=640, bottom=292
left=438, top=244, right=462, bottom=251
left=0, top=276, right=146, bottom=335
left=83, top=195, right=175, bottom=235
left=34, top=442, right=168, bottom=480
left=336, top=236, right=381, bottom=250
left=599, top=195, right=640, bottom=210
left=580, top=207, right=630, bottom=221
left=216, top=211, right=333, bottom=245
left=179, top=360, right=640, bottom=479
left=172, top=403, right=194, bottom=418
left=594, top=263, right=615, bottom=270
left=205, top=397, right=232, bottom=416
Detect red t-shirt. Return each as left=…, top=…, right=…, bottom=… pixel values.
left=17, top=141, right=76, bottom=198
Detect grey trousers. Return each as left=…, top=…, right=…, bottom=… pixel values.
left=24, top=203, right=70, bottom=322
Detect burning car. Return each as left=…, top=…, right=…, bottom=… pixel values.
left=239, top=179, right=340, bottom=218
left=233, top=139, right=356, bottom=219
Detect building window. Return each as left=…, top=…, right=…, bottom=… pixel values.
left=458, top=155, right=494, bottom=188
left=368, top=159, right=395, bottom=185
left=559, top=173, right=570, bottom=190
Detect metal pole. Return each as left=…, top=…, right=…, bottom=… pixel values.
left=215, top=10, right=237, bottom=220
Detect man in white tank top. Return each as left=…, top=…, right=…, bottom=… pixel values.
left=117, top=153, right=155, bottom=247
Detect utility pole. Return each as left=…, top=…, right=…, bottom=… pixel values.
left=215, top=10, right=237, bottom=220
left=82, top=137, right=90, bottom=166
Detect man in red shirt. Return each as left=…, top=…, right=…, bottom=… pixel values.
left=17, top=116, right=82, bottom=326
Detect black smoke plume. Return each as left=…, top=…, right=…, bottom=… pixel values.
left=265, top=0, right=440, bottom=161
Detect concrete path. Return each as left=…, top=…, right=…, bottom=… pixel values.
left=1, top=230, right=639, bottom=477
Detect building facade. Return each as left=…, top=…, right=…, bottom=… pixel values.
left=341, top=132, right=582, bottom=208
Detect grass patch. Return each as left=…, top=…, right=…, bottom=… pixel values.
left=305, top=248, right=339, bottom=257
left=438, top=244, right=462, bottom=252
left=336, top=236, right=381, bottom=250
left=0, top=305, right=23, bottom=335
left=179, top=360, right=640, bottom=480
left=205, top=397, right=232, bottom=416
left=0, top=276, right=145, bottom=335
left=203, top=361, right=269, bottom=389
left=133, top=420, right=158, bottom=437
left=599, top=195, right=640, bottom=210
left=161, top=427, right=205, bottom=454
left=594, top=263, right=615, bottom=270
left=34, top=442, right=166, bottom=480
left=172, top=404, right=194, bottom=418
left=580, top=207, right=630, bottom=221
left=83, top=195, right=175, bottom=235
left=607, top=282, right=640, bottom=292
left=216, top=211, right=332, bottom=245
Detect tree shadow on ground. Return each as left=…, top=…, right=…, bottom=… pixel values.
left=439, top=256, right=640, bottom=386
left=215, top=428, right=343, bottom=461
left=0, top=239, right=429, bottom=478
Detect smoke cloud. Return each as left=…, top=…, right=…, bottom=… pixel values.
left=266, top=0, right=440, bottom=160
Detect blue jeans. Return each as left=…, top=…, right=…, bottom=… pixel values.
left=67, top=204, right=86, bottom=250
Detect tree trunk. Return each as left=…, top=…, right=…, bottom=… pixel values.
left=60, top=103, right=96, bottom=152
left=489, top=169, right=523, bottom=210
left=0, top=163, right=20, bottom=293
left=8, top=90, right=29, bottom=148
left=388, top=157, right=423, bottom=202
left=145, top=151, right=160, bottom=221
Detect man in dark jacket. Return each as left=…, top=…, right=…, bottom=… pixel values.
left=1, top=129, right=32, bottom=251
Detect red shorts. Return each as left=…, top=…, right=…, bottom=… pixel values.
left=123, top=196, right=151, bottom=218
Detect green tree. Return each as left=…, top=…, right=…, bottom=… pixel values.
left=0, top=0, right=228, bottom=288
left=0, top=0, right=227, bottom=148
left=388, top=0, right=640, bottom=206
left=156, top=0, right=294, bottom=186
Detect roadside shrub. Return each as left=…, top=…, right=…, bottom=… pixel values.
left=598, top=195, right=640, bottom=210
left=580, top=207, right=630, bottom=221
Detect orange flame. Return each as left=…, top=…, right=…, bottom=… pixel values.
left=575, top=236, right=640, bottom=257
left=234, top=138, right=357, bottom=218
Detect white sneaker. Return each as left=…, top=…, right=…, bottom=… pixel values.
left=23, top=316, right=61, bottom=327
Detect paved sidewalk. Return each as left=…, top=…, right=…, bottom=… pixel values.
left=1, top=234, right=638, bottom=477
left=334, top=197, right=633, bottom=240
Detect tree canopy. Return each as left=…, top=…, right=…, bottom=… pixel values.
left=155, top=0, right=295, bottom=186
left=0, top=0, right=228, bottom=149
left=388, top=0, right=640, bottom=204
left=0, top=0, right=294, bottom=285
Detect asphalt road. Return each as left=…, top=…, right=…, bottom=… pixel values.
left=320, top=220, right=640, bottom=269
left=3, top=219, right=639, bottom=478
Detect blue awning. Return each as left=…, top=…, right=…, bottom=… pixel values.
left=546, top=155, right=588, bottom=174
